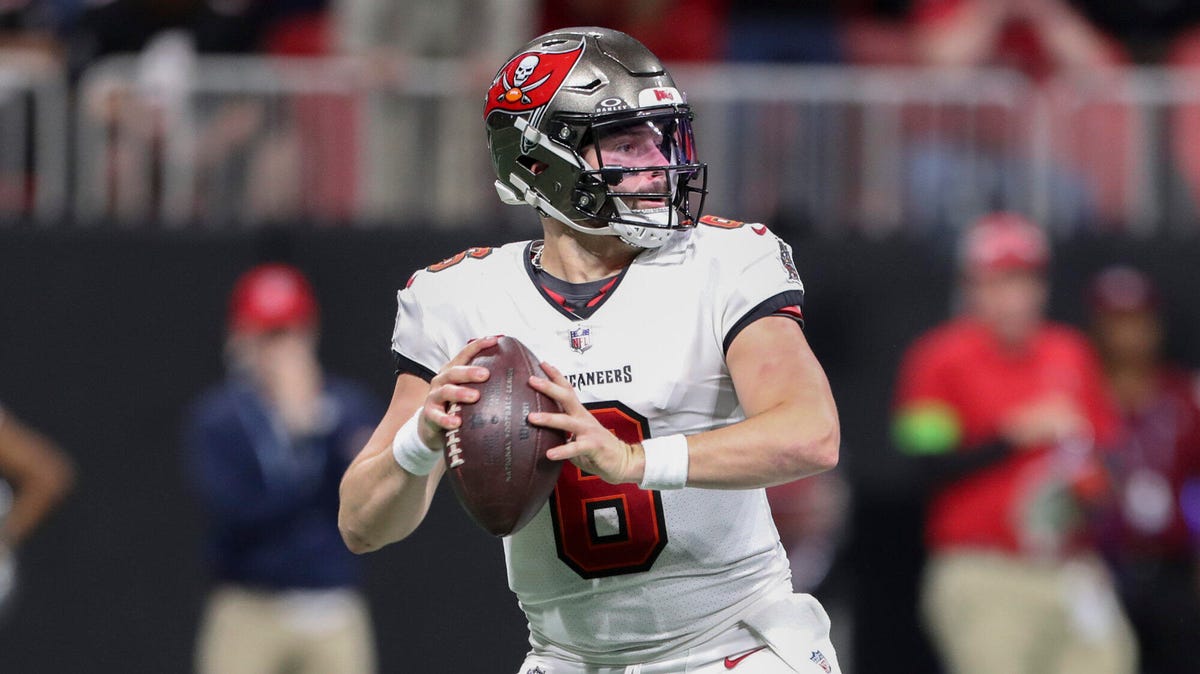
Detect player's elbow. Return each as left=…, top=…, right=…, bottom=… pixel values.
left=338, top=508, right=418, bottom=554
left=781, top=412, right=840, bottom=477
left=339, top=517, right=381, bottom=555
left=811, top=422, right=840, bottom=473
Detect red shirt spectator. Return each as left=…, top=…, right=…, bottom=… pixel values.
left=896, top=316, right=1117, bottom=555
left=892, top=212, right=1136, bottom=674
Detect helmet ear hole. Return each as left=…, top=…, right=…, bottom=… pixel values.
left=516, top=155, right=548, bottom=176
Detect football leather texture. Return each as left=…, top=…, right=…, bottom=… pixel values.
left=444, top=336, right=565, bottom=536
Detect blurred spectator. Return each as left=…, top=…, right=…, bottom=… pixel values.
left=1088, top=265, right=1200, bottom=674
left=891, top=213, right=1136, bottom=674
left=0, top=403, right=75, bottom=618
left=912, top=0, right=1122, bottom=79
left=184, top=264, right=381, bottom=674
left=1, top=0, right=70, bottom=219
left=333, top=0, right=531, bottom=222
left=724, top=0, right=842, bottom=63
left=0, top=0, right=68, bottom=64
left=906, top=0, right=1131, bottom=231
left=540, top=0, right=726, bottom=63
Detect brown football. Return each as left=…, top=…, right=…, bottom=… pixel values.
left=443, top=336, right=565, bottom=536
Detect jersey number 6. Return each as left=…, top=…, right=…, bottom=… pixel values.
left=549, top=401, right=669, bottom=579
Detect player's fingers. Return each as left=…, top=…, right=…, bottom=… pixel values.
left=446, top=334, right=502, bottom=368
left=422, top=398, right=460, bottom=430
left=545, top=440, right=585, bottom=462
left=529, top=371, right=586, bottom=414
left=540, top=362, right=578, bottom=396
left=527, top=411, right=581, bottom=435
left=428, top=383, right=480, bottom=407
left=433, top=364, right=490, bottom=386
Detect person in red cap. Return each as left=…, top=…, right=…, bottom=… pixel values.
left=184, top=263, right=382, bottom=674
left=891, top=213, right=1136, bottom=674
left=1088, top=265, right=1200, bottom=674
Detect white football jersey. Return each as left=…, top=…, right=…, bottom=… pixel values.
left=391, top=219, right=807, bottom=665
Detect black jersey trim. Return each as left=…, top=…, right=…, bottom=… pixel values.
left=722, top=290, right=806, bottom=354
left=523, top=241, right=632, bottom=321
left=392, top=350, right=437, bottom=382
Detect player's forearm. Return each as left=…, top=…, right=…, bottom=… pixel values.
left=2, top=449, right=75, bottom=547
left=682, top=401, right=840, bottom=489
left=338, top=447, right=439, bottom=553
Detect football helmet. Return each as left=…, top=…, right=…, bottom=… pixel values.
left=484, top=27, right=707, bottom=248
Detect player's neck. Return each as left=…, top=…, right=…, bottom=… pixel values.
left=538, top=218, right=639, bottom=283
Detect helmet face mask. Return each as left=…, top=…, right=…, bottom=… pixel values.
left=574, top=110, right=706, bottom=234
left=485, top=28, right=707, bottom=249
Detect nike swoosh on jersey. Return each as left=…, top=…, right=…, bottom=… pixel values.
left=724, top=645, right=768, bottom=669
left=751, top=225, right=768, bottom=236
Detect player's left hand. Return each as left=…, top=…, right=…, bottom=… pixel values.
left=527, top=362, right=644, bottom=486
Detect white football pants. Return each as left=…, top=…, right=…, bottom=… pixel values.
left=515, top=593, right=841, bottom=674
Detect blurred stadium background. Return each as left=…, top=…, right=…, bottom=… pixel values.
left=3, top=0, right=1200, bottom=672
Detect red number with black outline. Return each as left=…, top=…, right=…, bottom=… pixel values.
left=549, top=401, right=668, bottom=579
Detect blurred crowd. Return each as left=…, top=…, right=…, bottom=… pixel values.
left=5, top=0, right=1200, bottom=72
left=6, top=0, right=1200, bottom=228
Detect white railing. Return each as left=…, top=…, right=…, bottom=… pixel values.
left=5, top=56, right=1200, bottom=236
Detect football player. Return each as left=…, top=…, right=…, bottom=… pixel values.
left=339, top=27, right=842, bottom=673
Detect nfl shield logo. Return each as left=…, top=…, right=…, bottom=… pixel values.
left=569, top=325, right=592, bottom=353
left=810, top=650, right=832, bottom=673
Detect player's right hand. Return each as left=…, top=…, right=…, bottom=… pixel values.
left=417, top=336, right=499, bottom=450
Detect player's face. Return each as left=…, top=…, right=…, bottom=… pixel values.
left=965, top=269, right=1047, bottom=345
left=581, top=120, right=672, bottom=210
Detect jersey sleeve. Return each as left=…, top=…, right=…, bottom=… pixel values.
left=390, top=271, right=452, bottom=381
left=713, top=226, right=807, bottom=354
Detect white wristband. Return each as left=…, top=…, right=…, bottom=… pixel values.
left=639, top=434, right=689, bottom=491
left=392, top=409, right=440, bottom=475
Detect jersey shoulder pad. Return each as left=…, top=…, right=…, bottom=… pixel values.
left=695, top=214, right=776, bottom=245
left=694, top=215, right=795, bottom=272
left=697, top=214, right=773, bottom=237
left=697, top=214, right=746, bottom=229
left=404, top=242, right=523, bottom=290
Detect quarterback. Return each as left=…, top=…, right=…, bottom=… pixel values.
left=339, top=27, right=842, bottom=673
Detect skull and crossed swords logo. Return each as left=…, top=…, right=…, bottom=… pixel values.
left=498, top=54, right=553, bottom=105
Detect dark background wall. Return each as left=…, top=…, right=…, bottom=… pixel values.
left=1, top=225, right=1197, bottom=673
